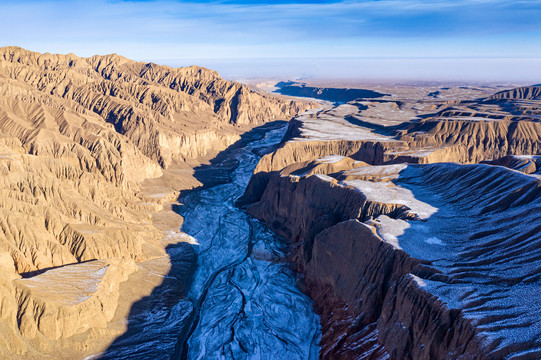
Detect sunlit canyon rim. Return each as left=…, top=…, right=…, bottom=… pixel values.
left=0, top=47, right=539, bottom=360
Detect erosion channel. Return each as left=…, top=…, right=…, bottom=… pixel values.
left=178, top=121, right=321, bottom=359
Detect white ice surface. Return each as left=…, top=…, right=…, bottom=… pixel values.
left=180, top=124, right=321, bottom=360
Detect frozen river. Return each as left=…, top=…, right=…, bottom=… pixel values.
left=98, top=122, right=320, bottom=360
left=178, top=122, right=321, bottom=359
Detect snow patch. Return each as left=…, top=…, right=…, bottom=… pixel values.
left=410, top=274, right=427, bottom=287
left=316, top=155, right=346, bottom=164
left=425, top=237, right=444, bottom=245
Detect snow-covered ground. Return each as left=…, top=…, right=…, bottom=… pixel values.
left=17, top=260, right=111, bottom=305
left=292, top=106, right=395, bottom=143
left=394, top=164, right=541, bottom=356
left=311, top=159, right=541, bottom=357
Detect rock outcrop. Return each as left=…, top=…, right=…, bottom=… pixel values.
left=241, top=84, right=541, bottom=359
left=245, top=161, right=541, bottom=359
left=482, top=154, right=541, bottom=175
left=242, top=95, right=541, bottom=204
left=487, top=85, right=541, bottom=101
left=0, top=46, right=315, bottom=167
left=0, top=46, right=312, bottom=358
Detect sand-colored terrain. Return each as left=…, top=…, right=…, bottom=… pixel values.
left=0, top=46, right=314, bottom=358
left=1, top=45, right=539, bottom=359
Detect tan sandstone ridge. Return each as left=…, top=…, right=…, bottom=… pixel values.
left=0, top=46, right=314, bottom=358
left=241, top=84, right=541, bottom=359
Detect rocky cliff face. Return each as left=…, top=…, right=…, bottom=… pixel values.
left=487, top=85, right=541, bottom=100
left=246, top=161, right=541, bottom=360
left=0, top=46, right=315, bottom=167
left=239, top=98, right=541, bottom=209
left=0, top=47, right=313, bottom=358
left=396, top=115, right=541, bottom=163
left=241, top=85, right=541, bottom=360
left=482, top=154, right=541, bottom=175
left=243, top=99, right=541, bottom=176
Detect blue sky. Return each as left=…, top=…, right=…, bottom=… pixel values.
left=1, top=0, right=540, bottom=81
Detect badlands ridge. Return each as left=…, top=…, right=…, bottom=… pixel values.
left=240, top=83, right=541, bottom=359
left=0, top=46, right=539, bottom=359
left=0, top=46, right=314, bottom=359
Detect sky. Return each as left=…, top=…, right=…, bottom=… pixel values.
left=1, top=0, right=540, bottom=82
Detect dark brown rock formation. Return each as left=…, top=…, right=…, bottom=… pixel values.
left=241, top=86, right=541, bottom=359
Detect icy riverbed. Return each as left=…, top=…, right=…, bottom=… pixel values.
left=179, top=123, right=321, bottom=359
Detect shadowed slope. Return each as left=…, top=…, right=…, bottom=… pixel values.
left=239, top=84, right=541, bottom=359
left=0, top=47, right=313, bottom=358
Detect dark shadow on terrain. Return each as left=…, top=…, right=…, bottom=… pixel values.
left=173, top=120, right=290, bottom=359
left=19, top=259, right=95, bottom=278
left=183, top=121, right=288, bottom=192
left=99, top=120, right=289, bottom=359
left=273, top=81, right=388, bottom=103
left=99, top=242, right=196, bottom=360
left=343, top=114, right=399, bottom=136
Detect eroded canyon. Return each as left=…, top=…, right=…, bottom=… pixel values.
left=0, top=46, right=315, bottom=359
left=241, top=82, right=541, bottom=359
left=0, top=46, right=539, bottom=360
